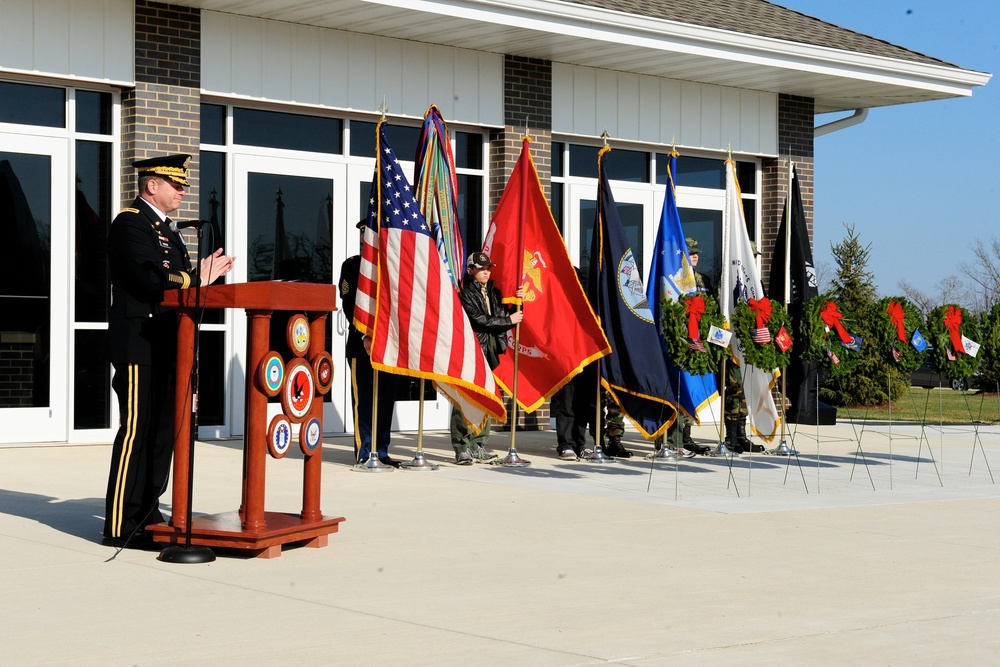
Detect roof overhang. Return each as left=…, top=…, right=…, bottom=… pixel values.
left=179, top=0, right=991, bottom=114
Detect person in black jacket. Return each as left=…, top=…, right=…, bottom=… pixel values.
left=450, top=252, right=523, bottom=464
left=103, top=154, right=235, bottom=550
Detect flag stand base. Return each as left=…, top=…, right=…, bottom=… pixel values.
left=502, top=448, right=531, bottom=467
left=646, top=447, right=678, bottom=461
left=713, top=442, right=737, bottom=458
left=400, top=451, right=439, bottom=471
left=772, top=440, right=798, bottom=456
left=351, top=454, right=394, bottom=473
left=584, top=447, right=616, bottom=464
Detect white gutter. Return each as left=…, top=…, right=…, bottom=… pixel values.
left=814, top=108, right=870, bottom=138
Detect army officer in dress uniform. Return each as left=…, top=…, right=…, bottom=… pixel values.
left=103, top=154, right=235, bottom=550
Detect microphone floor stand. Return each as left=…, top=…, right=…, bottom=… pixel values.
left=160, top=225, right=216, bottom=563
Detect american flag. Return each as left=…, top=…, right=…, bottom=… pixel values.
left=751, top=327, right=772, bottom=344
left=688, top=338, right=706, bottom=353
left=892, top=347, right=901, bottom=362
left=355, top=121, right=506, bottom=430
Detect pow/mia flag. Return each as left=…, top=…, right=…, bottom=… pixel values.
left=770, top=163, right=822, bottom=425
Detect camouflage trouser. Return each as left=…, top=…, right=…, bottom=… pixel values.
left=724, top=364, right=747, bottom=419
left=603, top=389, right=625, bottom=441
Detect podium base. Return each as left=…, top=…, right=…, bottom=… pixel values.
left=147, top=511, right=344, bottom=559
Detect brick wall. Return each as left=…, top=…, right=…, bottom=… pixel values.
left=121, top=1, right=201, bottom=222
left=489, top=55, right=555, bottom=431
left=760, top=94, right=815, bottom=287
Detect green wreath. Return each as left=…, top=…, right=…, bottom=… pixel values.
left=926, top=304, right=981, bottom=379
left=872, top=296, right=926, bottom=374
left=730, top=297, right=792, bottom=370
left=659, top=293, right=728, bottom=375
left=977, top=303, right=1000, bottom=387
left=800, top=294, right=861, bottom=376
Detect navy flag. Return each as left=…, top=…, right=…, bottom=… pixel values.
left=769, top=163, right=822, bottom=424
left=588, top=146, right=677, bottom=440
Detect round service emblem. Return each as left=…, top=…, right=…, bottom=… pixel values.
left=259, top=352, right=285, bottom=397
left=617, top=248, right=654, bottom=323
left=281, top=359, right=315, bottom=422
left=299, top=417, right=323, bottom=454
left=286, top=314, right=310, bottom=357
left=312, top=351, right=334, bottom=395
left=266, top=414, right=292, bottom=459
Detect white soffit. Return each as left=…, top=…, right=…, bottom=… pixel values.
left=175, top=0, right=990, bottom=114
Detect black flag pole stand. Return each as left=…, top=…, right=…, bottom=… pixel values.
left=160, top=224, right=216, bottom=564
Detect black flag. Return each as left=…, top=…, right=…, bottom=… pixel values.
left=769, top=164, right=827, bottom=424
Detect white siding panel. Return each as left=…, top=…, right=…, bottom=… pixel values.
left=290, top=25, right=322, bottom=106
left=719, top=87, right=742, bottom=152
left=375, top=38, right=404, bottom=117
left=701, top=85, right=722, bottom=150
left=679, top=81, right=703, bottom=148
left=201, top=12, right=232, bottom=94
left=572, top=67, right=597, bottom=136
left=452, top=51, right=480, bottom=122
left=617, top=72, right=640, bottom=140
left=347, top=33, right=378, bottom=112
left=553, top=63, right=777, bottom=155
left=594, top=69, right=618, bottom=138
left=427, top=48, right=454, bottom=119
left=232, top=15, right=264, bottom=98
left=659, top=78, right=682, bottom=144
left=401, top=41, right=430, bottom=117
left=318, top=30, right=350, bottom=110
left=0, top=0, right=132, bottom=84
left=262, top=21, right=293, bottom=102
left=479, top=55, right=503, bottom=126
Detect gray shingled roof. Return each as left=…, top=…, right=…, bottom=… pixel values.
left=567, top=0, right=959, bottom=68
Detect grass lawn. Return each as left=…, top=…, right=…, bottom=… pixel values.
left=839, top=387, right=1000, bottom=424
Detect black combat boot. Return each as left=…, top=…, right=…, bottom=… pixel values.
left=724, top=417, right=744, bottom=454
left=737, top=418, right=765, bottom=453
left=603, top=435, right=633, bottom=458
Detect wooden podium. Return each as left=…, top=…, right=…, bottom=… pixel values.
left=146, top=281, right=345, bottom=558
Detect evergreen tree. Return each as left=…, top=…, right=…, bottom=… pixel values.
left=820, top=223, right=908, bottom=406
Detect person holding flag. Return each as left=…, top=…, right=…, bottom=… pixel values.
left=450, top=252, right=524, bottom=465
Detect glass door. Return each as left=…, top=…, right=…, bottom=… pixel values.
left=568, top=182, right=653, bottom=282
left=230, top=154, right=347, bottom=437
left=0, top=134, right=69, bottom=442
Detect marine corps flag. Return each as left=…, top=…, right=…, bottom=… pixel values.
left=769, top=163, right=822, bottom=424
left=719, top=159, right=780, bottom=441
left=483, top=137, right=610, bottom=412
left=589, top=146, right=676, bottom=440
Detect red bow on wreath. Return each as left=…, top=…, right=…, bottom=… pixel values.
left=943, top=305, right=966, bottom=355
left=886, top=301, right=907, bottom=342
left=820, top=301, right=853, bottom=344
left=748, top=297, right=772, bottom=329
left=685, top=295, right=705, bottom=340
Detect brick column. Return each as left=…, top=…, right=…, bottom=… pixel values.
left=760, top=94, right=815, bottom=288
left=121, top=1, right=201, bottom=221
left=491, top=55, right=554, bottom=431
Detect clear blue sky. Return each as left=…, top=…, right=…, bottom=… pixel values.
left=774, top=0, right=998, bottom=300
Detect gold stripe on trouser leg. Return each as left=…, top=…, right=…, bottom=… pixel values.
left=111, top=364, right=140, bottom=538
left=351, top=358, right=362, bottom=460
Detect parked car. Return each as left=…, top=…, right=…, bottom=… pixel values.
left=909, top=359, right=971, bottom=391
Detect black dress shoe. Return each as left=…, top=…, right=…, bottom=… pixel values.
left=378, top=456, right=402, bottom=468
left=101, top=531, right=162, bottom=552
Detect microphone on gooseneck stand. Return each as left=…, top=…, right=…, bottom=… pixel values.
left=169, top=219, right=211, bottom=233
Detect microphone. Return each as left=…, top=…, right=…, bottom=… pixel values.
left=169, top=219, right=211, bottom=233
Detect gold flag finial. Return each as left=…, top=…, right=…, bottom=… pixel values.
left=601, top=129, right=611, bottom=146
left=379, top=98, right=388, bottom=121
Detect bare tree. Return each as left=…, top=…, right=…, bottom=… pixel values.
left=966, top=236, right=1000, bottom=314
left=897, top=275, right=974, bottom=316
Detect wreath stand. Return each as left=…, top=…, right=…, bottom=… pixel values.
left=772, top=372, right=809, bottom=493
